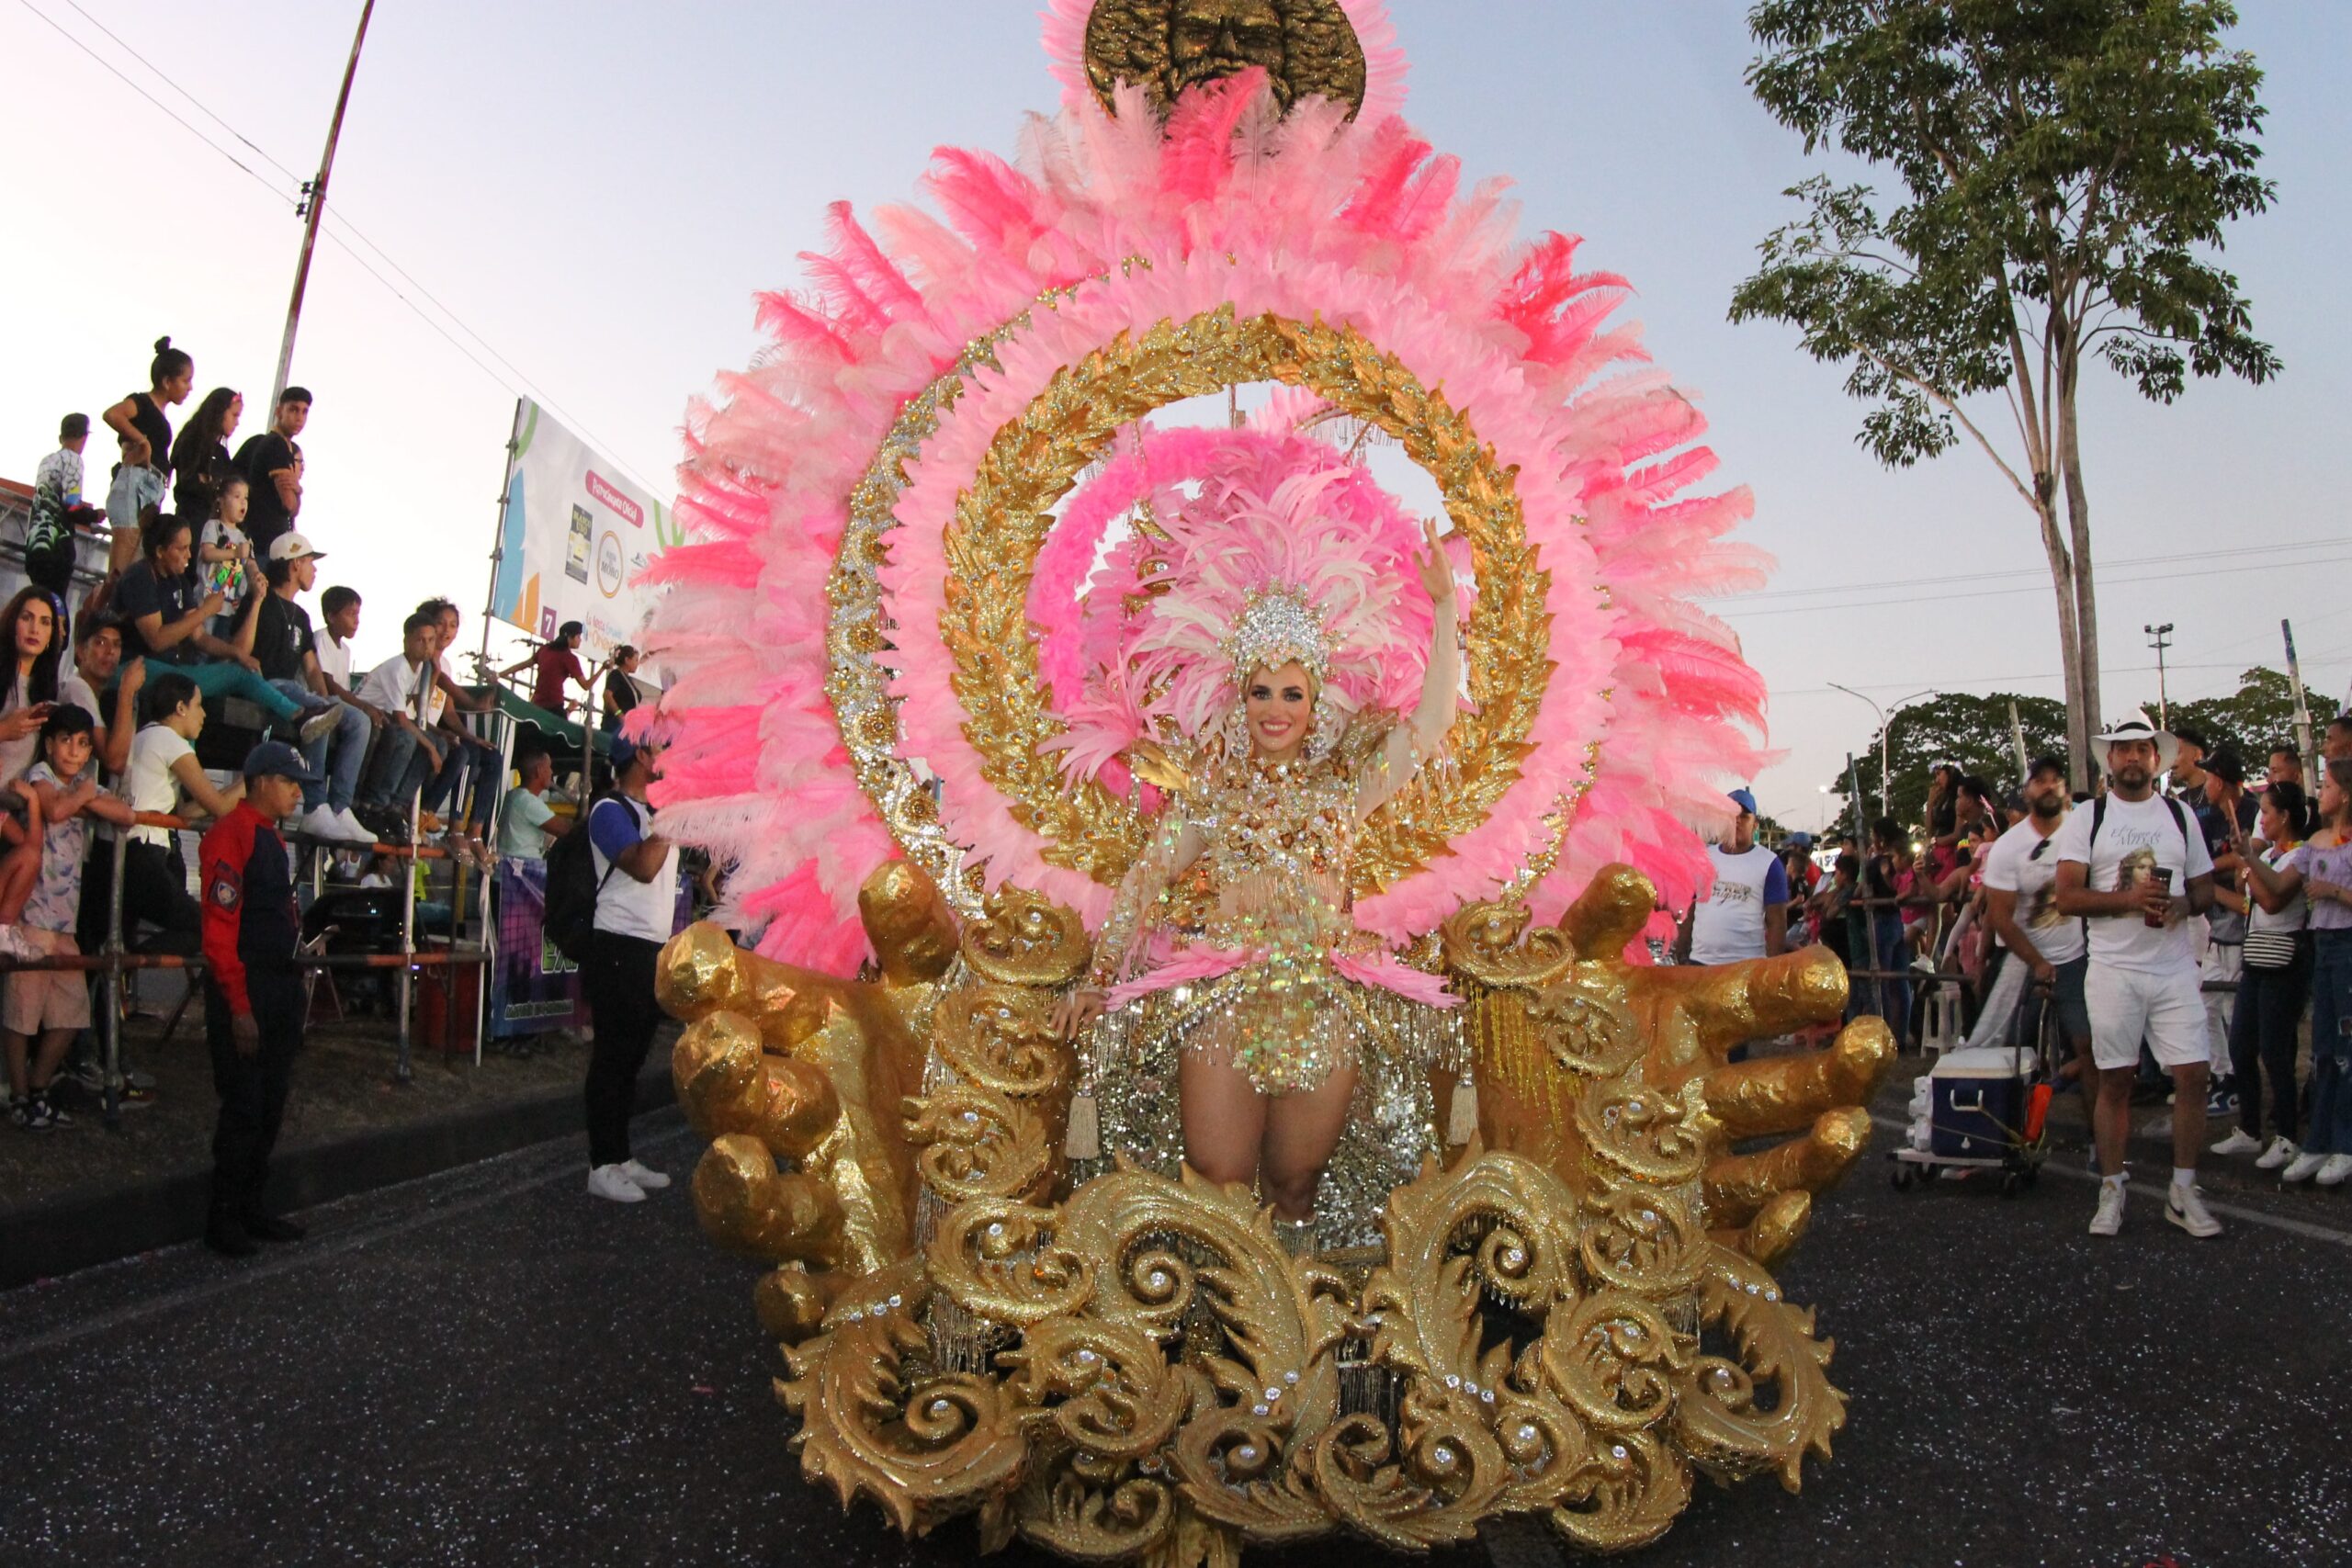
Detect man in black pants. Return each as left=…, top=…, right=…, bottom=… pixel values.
left=582, top=735, right=679, bottom=1203
left=198, top=741, right=319, bottom=1257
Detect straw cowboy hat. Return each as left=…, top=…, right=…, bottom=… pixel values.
left=2094, top=709, right=2179, bottom=774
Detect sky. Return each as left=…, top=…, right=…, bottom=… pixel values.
left=3, top=0, right=2345, bottom=836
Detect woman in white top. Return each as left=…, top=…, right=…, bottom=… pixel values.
left=106, top=671, right=242, bottom=955
left=2225, top=780, right=2315, bottom=1168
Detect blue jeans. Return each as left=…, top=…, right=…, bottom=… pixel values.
left=428, top=736, right=495, bottom=829
left=2308, top=929, right=2352, bottom=1156
left=269, top=681, right=369, bottom=812
left=176, top=659, right=305, bottom=724
left=1859, top=913, right=1909, bottom=1034
left=358, top=726, right=433, bottom=813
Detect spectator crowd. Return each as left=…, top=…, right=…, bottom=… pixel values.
left=1706, top=705, right=2352, bottom=1239
left=6, top=336, right=640, bottom=1135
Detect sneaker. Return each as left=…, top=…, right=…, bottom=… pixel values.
left=7, top=1095, right=30, bottom=1129
left=297, top=707, right=341, bottom=747
left=299, top=804, right=344, bottom=840
left=2256, top=1135, right=2299, bottom=1170
left=2088, top=1181, right=2127, bottom=1236
left=2166, top=1183, right=2222, bottom=1238
left=331, top=807, right=379, bottom=845
left=2211, top=1128, right=2264, bottom=1156
left=2318, top=1155, right=2352, bottom=1189
left=618, top=1158, right=671, bottom=1190
left=587, top=1164, right=645, bottom=1203
left=2283, top=1151, right=2328, bottom=1183
left=2205, top=1080, right=2241, bottom=1119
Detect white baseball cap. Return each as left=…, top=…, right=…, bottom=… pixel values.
left=268, top=531, right=324, bottom=562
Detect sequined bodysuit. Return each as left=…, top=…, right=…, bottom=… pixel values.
left=1086, top=723, right=1453, bottom=1095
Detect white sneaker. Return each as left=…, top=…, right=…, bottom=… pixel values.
left=331, top=807, right=379, bottom=844
left=2283, top=1151, right=2328, bottom=1183
left=586, top=1164, right=645, bottom=1203
left=2210, top=1129, right=2264, bottom=1156
left=618, top=1158, right=671, bottom=1190
left=299, top=804, right=343, bottom=840
left=2256, top=1136, right=2300, bottom=1171
left=2166, top=1182, right=2222, bottom=1238
left=2318, top=1155, right=2352, bottom=1189
left=2088, top=1181, right=2127, bottom=1236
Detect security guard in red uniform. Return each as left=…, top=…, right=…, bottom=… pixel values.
left=200, top=741, right=319, bottom=1258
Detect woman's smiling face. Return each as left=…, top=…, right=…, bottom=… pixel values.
left=1244, top=662, right=1312, bottom=761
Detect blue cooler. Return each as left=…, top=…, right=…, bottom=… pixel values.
left=1927, top=1046, right=2030, bottom=1159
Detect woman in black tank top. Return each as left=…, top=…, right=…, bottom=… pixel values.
left=102, top=337, right=194, bottom=474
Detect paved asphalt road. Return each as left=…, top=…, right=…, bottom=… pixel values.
left=4, top=1089, right=2350, bottom=1568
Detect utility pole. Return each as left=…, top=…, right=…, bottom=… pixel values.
left=268, top=0, right=376, bottom=410
left=2283, top=619, right=2318, bottom=785
left=2143, top=622, right=2175, bottom=729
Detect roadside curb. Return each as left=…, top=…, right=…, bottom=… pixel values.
left=0, top=1061, right=675, bottom=1290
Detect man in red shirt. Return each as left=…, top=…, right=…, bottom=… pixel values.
left=199, top=742, right=318, bottom=1258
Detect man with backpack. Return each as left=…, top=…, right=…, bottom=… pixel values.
left=563, top=734, right=679, bottom=1203
left=2053, top=711, right=2221, bottom=1239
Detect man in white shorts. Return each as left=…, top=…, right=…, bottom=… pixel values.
left=2054, top=711, right=2220, bottom=1238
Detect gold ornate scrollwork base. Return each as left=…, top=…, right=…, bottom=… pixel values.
left=670, top=859, right=1879, bottom=1561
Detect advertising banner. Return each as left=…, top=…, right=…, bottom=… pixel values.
left=488, top=400, right=679, bottom=659
left=490, top=856, right=586, bottom=1037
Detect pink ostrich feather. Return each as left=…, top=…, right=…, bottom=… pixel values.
left=647, top=62, right=1767, bottom=976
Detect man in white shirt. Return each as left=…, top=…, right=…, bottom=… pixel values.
left=2054, top=712, right=2221, bottom=1238
left=1976, top=755, right=2092, bottom=1088
left=350, top=611, right=446, bottom=838
left=1681, top=787, right=1790, bottom=965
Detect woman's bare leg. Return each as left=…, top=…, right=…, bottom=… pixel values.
left=1260, top=1062, right=1358, bottom=1222
left=1181, top=1048, right=1268, bottom=1189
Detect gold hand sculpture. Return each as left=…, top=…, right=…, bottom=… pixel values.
left=1441, top=863, right=1896, bottom=1265
left=662, top=860, right=1881, bottom=1562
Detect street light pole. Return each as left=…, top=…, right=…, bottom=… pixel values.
left=2144, top=622, right=2175, bottom=730
left=1828, top=682, right=1935, bottom=821
left=1826, top=682, right=1890, bottom=817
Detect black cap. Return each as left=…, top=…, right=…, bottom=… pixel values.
left=242, top=739, right=324, bottom=785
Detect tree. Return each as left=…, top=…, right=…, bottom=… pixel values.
left=2164, top=665, right=2337, bottom=765
left=1732, top=0, right=2279, bottom=791
left=1825, top=690, right=2071, bottom=840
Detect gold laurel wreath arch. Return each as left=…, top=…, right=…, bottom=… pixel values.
left=829, top=302, right=1569, bottom=920
left=941, top=307, right=1555, bottom=895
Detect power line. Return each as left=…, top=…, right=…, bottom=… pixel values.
left=1706, top=536, right=2352, bottom=606
left=54, top=0, right=304, bottom=184
left=1776, top=656, right=2330, bottom=697
left=1716, top=553, right=2352, bottom=621
left=14, top=0, right=293, bottom=203
left=17, top=0, right=667, bottom=499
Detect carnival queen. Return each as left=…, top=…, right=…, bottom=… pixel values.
left=1052, top=501, right=1461, bottom=1247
